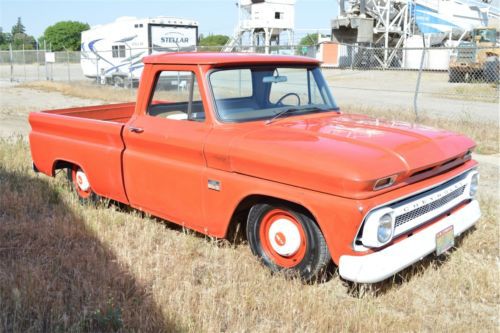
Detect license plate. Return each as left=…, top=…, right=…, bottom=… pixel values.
left=436, top=225, right=454, bottom=256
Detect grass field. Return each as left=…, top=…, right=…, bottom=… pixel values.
left=0, top=137, right=498, bottom=332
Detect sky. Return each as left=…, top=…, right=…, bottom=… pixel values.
left=0, top=0, right=337, bottom=40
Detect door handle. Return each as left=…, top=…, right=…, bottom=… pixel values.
left=128, top=126, right=144, bottom=133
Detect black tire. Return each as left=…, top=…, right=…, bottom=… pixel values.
left=246, top=203, right=331, bottom=282
left=66, top=166, right=99, bottom=203
left=113, top=75, right=125, bottom=88
left=484, top=57, right=499, bottom=83
left=448, top=69, right=465, bottom=83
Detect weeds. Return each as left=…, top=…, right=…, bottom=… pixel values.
left=436, top=83, right=499, bottom=103
left=0, top=137, right=498, bottom=332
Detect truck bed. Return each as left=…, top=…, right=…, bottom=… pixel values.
left=29, top=103, right=135, bottom=204
left=42, top=102, right=135, bottom=123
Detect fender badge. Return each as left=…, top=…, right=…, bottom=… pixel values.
left=208, top=180, right=221, bottom=191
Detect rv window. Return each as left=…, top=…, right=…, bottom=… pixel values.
left=147, top=71, right=205, bottom=122
left=112, top=45, right=126, bottom=58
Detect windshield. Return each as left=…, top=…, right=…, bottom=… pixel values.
left=474, top=29, right=497, bottom=43
left=209, top=66, right=338, bottom=122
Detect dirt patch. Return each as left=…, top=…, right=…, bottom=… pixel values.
left=0, top=82, right=104, bottom=138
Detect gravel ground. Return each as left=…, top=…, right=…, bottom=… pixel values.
left=0, top=81, right=103, bottom=138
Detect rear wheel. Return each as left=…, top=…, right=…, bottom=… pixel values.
left=448, top=69, right=465, bottom=83
left=246, top=203, right=331, bottom=282
left=484, top=56, right=499, bottom=83
left=67, top=166, right=98, bottom=202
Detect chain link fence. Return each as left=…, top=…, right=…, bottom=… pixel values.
left=1, top=44, right=498, bottom=122
left=312, top=44, right=499, bottom=123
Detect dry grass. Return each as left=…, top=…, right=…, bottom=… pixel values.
left=435, top=83, right=499, bottom=103
left=0, top=138, right=498, bottom=332
left=18, top=81, right=137, bottom=103
left=342, top=105, right=500, bottom=155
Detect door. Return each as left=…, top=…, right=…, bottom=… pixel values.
left=122, top=68, right=211, bottom=227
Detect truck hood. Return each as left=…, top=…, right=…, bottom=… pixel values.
left=229, top=113, right=475, bottom=199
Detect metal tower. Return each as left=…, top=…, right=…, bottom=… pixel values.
left=223, top=0, right=296, bottom=53
left=332, top=0, right=498, bottom=68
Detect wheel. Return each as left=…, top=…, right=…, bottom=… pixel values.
left=67, top=166, right=98, bottom=202
left=246, top=203, right=331, bottom=281
left=113, top=76, right=125, bottom=88
left=484, top=56, right=499, bottom=83
left=448, top=69, right=465, bottom=83
left=276, top=92, right=301, bottom=106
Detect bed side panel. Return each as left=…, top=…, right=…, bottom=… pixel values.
left=29, top=112, right=128, bottom=203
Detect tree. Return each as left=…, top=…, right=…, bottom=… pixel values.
left=299, top=33, right=320, bottom=46
left=0, top=27, right=13, bottom=50
left=1, top=19, right=36, bottom=50
left=12, top=32, right=36, bottom=50
left=0, top=27, right=5, bottom=45
left=199, top=34, right=230, bottom=47
left=44, top=21, right=89, bottom=51
left=11, top=17, right=26, bottom=35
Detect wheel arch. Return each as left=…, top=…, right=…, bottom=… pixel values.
left=224, top=193, right=321, bottom=241
left=52, top=159, right=78, bottom=176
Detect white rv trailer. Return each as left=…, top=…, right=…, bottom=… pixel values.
left=81, top=16, right=198, bottom=85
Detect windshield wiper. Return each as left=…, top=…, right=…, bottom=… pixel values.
left=265, top=106, right=323, bottom=125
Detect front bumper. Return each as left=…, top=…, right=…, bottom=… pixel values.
left=338, top=200, right=480, bottom=283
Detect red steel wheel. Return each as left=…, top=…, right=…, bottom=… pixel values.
left=68, top=166, right=94, bottom=200
left=258, top=208, right=307, bottom=268
left=247, top=203, right=331, bottom=281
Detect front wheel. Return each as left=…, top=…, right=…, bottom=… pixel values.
left=246, top=203, right=331, bottom=282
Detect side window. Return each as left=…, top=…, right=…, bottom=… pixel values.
left=147, top=71, right=205, bottom=122
left=112, top=45, right=126, bottom=58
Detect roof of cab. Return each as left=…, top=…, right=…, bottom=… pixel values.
left=143, top=52, right=320, bottom=66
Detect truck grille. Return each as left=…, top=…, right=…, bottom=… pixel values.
left=390, top=172, right=473, bottom=237
left=395, top=185, right=466, bottom=228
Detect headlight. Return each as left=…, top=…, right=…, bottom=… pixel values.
left=360, top=208, right=395, bottom=247
left=469, top=172, right=479, bottom=197
left=377, top=213, right=393, bottom=243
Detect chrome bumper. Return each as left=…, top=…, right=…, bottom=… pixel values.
left=339, top=200, right=480, bottom=283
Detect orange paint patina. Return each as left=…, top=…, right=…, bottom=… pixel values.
left=29, top=53, right=481, bottom=283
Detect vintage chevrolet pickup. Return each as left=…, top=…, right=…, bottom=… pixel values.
left=29, top=53, right=480, bottom=283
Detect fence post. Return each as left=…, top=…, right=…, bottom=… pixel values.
left=36, top=42, right=40, bottom=81
left=44, top=40, right=49, bottom=80
left=95, top=57, right=99, bottom=84
left=65, top=47, right=71, bottom=82
left=413, top=35, right=426, bottom=121
left=23, top=44, right=27, bottom=81
left=9, top=43, right=13, bottom=82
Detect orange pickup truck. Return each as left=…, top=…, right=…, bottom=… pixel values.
left=29, top=53, right=480, bottom=283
